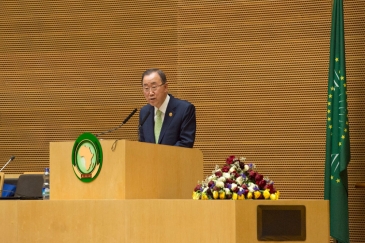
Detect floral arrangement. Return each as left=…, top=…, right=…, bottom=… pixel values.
left=192, top=155, right=279, bottom=200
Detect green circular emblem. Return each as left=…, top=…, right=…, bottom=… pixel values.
left=72, top=133, right=103, bottom=182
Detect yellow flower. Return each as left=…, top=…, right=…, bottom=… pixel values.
left=254, top=191, right=261, bottom=199
left=237, top=193, right=245, bottom=200
left=232, top=192, right=238, bottom=200
left=247, top=192, right=253, bottom=199
left=270, top=193, right=276, bottom=200
left=192, top=191, right=201, bottom=200
left=213, top=191, right=219, bottom=199
left=276, top=191, right=280, bottom=200
left=263, top=190, right=271, bottom=199
left=219, top=191, right=226, bottom=199
left=201, top=193, right=208, bottom=200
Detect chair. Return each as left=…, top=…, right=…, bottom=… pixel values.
left=0, top=172, right=4, bottom=196
left=14, top=174, right=44, bottom=198
left=1, top=173, right=19, bottom=197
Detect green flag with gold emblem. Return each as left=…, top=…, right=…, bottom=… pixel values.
left=324, top=0, right=350, bottom=243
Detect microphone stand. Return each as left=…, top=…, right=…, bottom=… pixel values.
left=0, top=156, right=15, bottom=172
left=94, top=108, right=138, bottom=151
left=95, top=108, right=138, bottom=138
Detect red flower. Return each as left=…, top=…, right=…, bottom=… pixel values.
left=226, top=155, right=235, bottom=165
left=257, top=180, right=267, bottom=189
left=215, top=171, right=223, bottom=177
left=239, top=161, right=245, bottom=170
left=255, top=173, right=263, bottom=181
left=232, top=171, right=240, bottom=178
left=249, top=171, right=256, bottom=180
left=194, top=184, right=201, bottom=192
left=222, top=165, right=230, bottom=173
left=265, top=184, right=276, bottom=194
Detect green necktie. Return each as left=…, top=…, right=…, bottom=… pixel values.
left=154, top=109, right=163, bottom=143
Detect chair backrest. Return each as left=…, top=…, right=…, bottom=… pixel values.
left=0, top=172, right=4, bottom=196
left=14, top=174, right=43, bottom=198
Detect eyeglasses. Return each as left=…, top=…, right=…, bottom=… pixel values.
left=143, top=84, right=164, bottom=93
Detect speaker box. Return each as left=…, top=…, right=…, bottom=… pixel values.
left=257, top=205, right=306, bottom=241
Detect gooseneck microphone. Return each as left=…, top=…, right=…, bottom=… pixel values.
left=0, top=155, right=15, bottom=172
left=96, top=108, right=138, bottom=137
left=138, top=111, right=151, bottom=141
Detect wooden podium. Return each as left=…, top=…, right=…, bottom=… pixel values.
left=50, top=140, right=204, bottom=199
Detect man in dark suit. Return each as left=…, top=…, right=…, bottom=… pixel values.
left=139, top=68, right=196, bottom=148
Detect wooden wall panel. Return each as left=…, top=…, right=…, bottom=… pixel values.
left=0, top=1, right=364, bottom=242
left=0, top=1, right=178, bottom=172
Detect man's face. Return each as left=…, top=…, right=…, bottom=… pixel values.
left=142, top=72, right=168, bottom=108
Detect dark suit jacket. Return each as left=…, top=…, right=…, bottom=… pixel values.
left=139, top=94, right=196, bottom=148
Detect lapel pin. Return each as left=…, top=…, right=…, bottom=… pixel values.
left=169, top=112, right=173, bottom=117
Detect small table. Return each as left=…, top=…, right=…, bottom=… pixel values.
left=355, top=183, right=365, bottom=188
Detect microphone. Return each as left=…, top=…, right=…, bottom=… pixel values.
left=96, top=108, right=138, bottom=137
left=138, top=111, right=151, bottom=141
left=0, top=156, right=15, bottom=172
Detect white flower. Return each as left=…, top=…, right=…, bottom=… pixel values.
left=231, top=183, right=238, bottom=191
left=244, top=164, right=249, bottom=172
left=229, top=165, right=237, bottom=173
left=215, top=180, right=225, bottom=188
left=248, top=182, right=257, bottom=192
left=223, top=172, right=231, bottom=179
left=208, top=175, right=217, bottom=181
left=235, top=176, right=244, bottom=185
left=248, top=182, right=255, bottom=187
left=217, top=176, right=226, bottom=182
left=224, top=188, right=231, bottom=194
